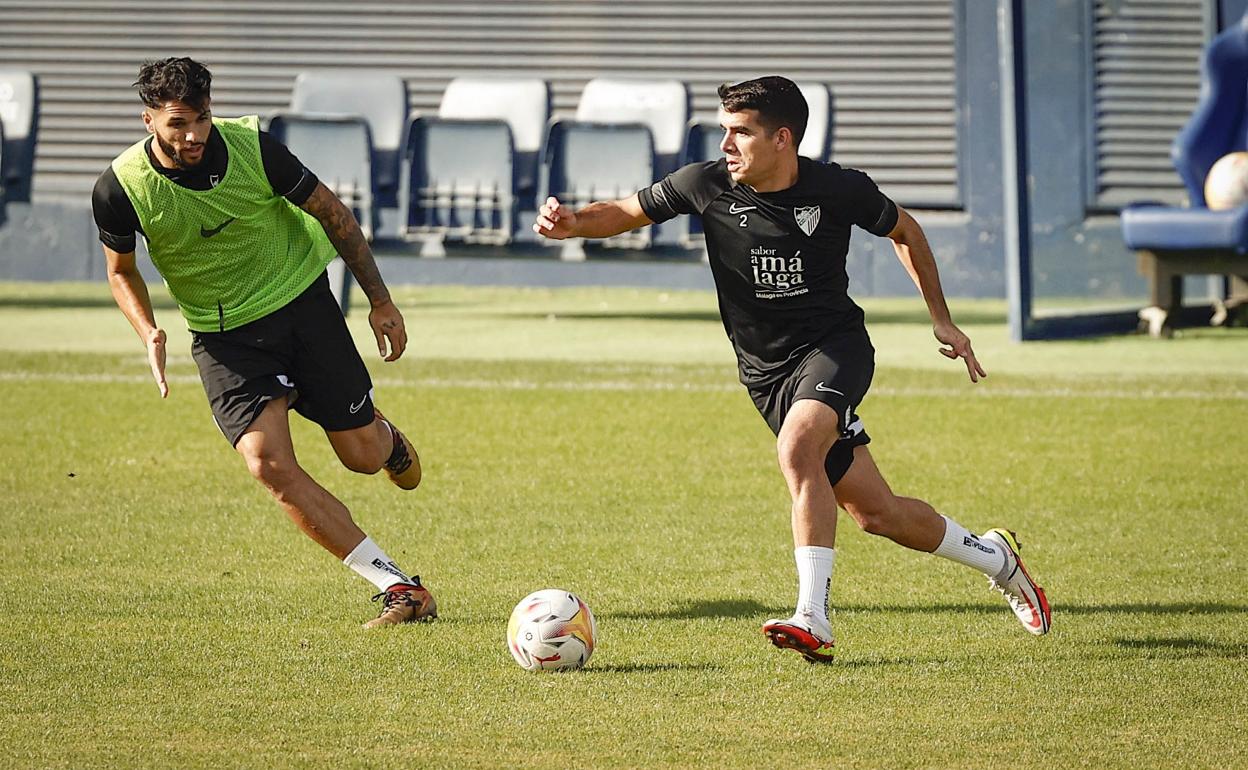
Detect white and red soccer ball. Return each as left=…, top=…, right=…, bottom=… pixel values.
left=506, top=589, right=597, bottom=672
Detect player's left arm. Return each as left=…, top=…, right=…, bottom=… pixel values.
left=299, top=182, right=406, bottom=362
left=886, top=204, right=986, bottom=382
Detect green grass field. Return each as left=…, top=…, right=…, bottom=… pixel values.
left=1, top=280, right=1246, bottom=769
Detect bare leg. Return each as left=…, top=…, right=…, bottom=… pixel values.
left=235, top=397, right=366, bottom=560
left=325, top=417, right=392, bottom=474
left=328, top=408, right=422, bottom=490
left=775, top=399, right=842, bottom=548
left=833, top=445, right=944, bottom=552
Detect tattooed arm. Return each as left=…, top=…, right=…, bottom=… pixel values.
left=300, top=182, right=407, bottom=361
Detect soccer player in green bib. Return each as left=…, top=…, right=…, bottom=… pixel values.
left=92, top=58, right=435, bottom=628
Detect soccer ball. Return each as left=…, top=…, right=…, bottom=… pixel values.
left=1204, top=151, right=1248, bottom=210
left=506, top=589, right=597, bottom=671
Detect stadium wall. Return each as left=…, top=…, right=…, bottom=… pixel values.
left=0, top=0, right=1214, bottom=300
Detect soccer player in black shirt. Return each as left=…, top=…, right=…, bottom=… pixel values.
left=534, top=76, right=1050, bottom=662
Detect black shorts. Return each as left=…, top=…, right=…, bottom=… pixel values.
left=190, top=271, right=375, bottom=446
left=747, top=331, right=874, bottom=485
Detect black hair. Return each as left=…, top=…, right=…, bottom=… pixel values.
left=134, top=57, right=212, bottom=110
left=717, top=75, right=808, bottom=147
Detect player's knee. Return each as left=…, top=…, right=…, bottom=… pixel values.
left=776, top=432, right=830, bottom=480
left=244, top=451, right=300, bottom=492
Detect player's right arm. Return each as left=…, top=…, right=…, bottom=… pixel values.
left=532, top=194, right=652, bottom=240
left=93, top=167, right=167, bottom=398
left=103, top=244, right=168, bottom=398
left=534, top=161, right=727, bottom=241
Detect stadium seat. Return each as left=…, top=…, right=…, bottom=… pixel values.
left=289, top=72, right=407, bottom=213
left=437, top=77, right=550, bottom=210
left=402, top=116, right=515, bottom=252
left=0, top=119, right=6, bottom=224
left=0, top=69, right=39, bottom=204
left=575, top=78, right=690, bottom=179
left=797, top=82, right=833, bottom=162
left=542, top=122, right=656, bottom=259
left=268, top=113, right=375, bottom=240
left=1120, top=14, right=1248, bottom=336
left=268, top=113, right=374, bottom=313
left=400, top=78, right=550, bottom=252
left=541, top=79, right=690, bottom=256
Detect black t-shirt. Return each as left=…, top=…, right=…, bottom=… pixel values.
left=91, top=125, right=320, bottom=253
left=638, top=157, right=898, bottom=386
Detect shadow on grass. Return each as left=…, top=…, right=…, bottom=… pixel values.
left=584, top=662, right=725, bottom=674
left=606, top=599, right=1248, bottom=621
left=605, top=598, right=780, bottom=620
left=1112, top=636, right=1247, bottom=659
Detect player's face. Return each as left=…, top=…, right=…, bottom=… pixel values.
left=718, top=107, right=785, bottom=186
left=143, top=99, right=212, bottom=169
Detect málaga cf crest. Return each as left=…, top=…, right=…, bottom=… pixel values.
left=794, top=205, right=821, bottom=236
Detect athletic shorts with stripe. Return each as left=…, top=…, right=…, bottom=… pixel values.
left=747, top=330, right=874, bottom=485
left=190, top=271, right=375, bottom=446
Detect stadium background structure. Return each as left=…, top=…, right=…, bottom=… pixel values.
left=0, top=0, right=1244, bottom=339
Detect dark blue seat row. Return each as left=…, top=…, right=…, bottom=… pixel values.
left=273, top=75, right=835, bottom=257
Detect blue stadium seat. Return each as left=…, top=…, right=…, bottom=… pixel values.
left=289, top=72, right=407, bottom=212
left=0, top=119, right=6, bottom=224
left=437, top=78, right=550, bottom=211
left=0, top=69, right=39, bottom=203
left=683, top=120, right=723, bottom=165
left=402, top=116, right=515, bottom=250
left=1120, top=14, right=1248, bottom=336
left=400, top=78, right=551, bottom=252
left=542, top=121, right=655, bottom=258
left=575, top=78, right=690, bottom=179
left=268, top=113, right=375, bottom=241
left=541, top=79, right=690, bottom=254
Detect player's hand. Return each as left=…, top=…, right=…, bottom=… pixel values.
left=145, top=327, right=168, bottom=398
left=369, top=299, right=407, bottom=362
left=933, top=321, right=986, bottom=383
left=532, top=197, right=578, bottom=240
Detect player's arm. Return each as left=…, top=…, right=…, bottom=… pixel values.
left=299, top=181, right=406, bottom=362
left=532, top=194, right=653, bottom=240
left=886, top=204, right=986, bottom=383
left=103, top=244, right=169, bottom=398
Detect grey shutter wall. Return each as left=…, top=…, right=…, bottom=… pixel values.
left=0, top=0, right=959, bottom=207
left=1091, top=0, right=1208, bottom=209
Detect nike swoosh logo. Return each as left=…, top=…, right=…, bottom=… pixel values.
left=200, top=217, right=236, bottom=238
left=348, top=395, right=368, bottom=414
left=814, top=382, right=844, bottom=395
left=728, top=203, right=757, bottom=214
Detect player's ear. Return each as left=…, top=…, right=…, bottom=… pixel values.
left=775, top=126, right=793, bottom=151
left=142, top=109, right=154, bottom=133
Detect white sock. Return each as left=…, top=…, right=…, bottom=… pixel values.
left=794, top=545, right=835, bottom=639
left=932, top=516, right=1007, bottom=576
left=343, top=536, right=413, bottom=591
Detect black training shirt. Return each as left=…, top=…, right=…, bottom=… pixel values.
left=92, top=125, right=320, bottom=253
left=638, top=157, right=898, bottom=386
